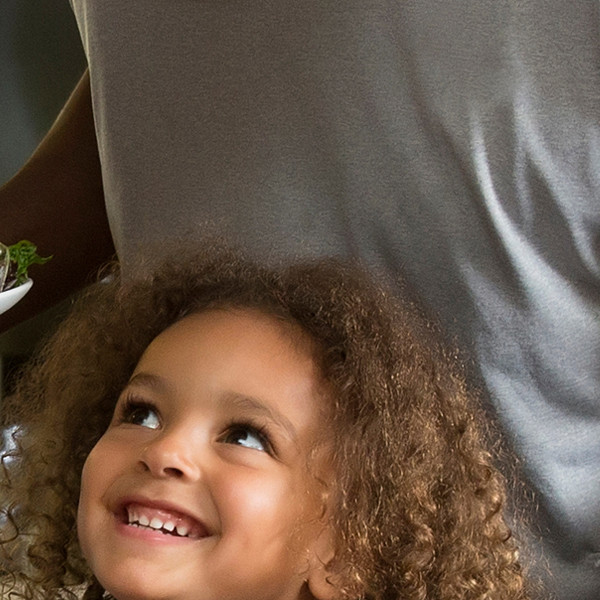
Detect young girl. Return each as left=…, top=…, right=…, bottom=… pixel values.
left=0, top=244, right=531, bottom=600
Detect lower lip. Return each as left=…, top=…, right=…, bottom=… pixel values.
left=113, top=516, right=199, bottom=545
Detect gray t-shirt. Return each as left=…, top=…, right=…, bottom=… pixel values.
left=70, top=1, right=600, bottom=597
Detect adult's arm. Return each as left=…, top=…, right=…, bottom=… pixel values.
left=0, top=69, right=114, bottom=332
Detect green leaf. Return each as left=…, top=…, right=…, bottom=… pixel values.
left=8, top=240, right=52, bottom=287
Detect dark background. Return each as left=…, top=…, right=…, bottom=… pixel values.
left=0, top=0, right=86, bottom=398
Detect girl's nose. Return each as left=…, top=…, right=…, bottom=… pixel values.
left=139, top=428, right=203, bottom=481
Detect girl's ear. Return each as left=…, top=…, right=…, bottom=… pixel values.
left=306, top=526, right=341, bottom=600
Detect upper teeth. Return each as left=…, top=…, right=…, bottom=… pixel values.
left=127, top=508, right=191, bottom=537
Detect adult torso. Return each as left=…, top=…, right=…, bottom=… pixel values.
left=69, top=2, right=600, bottom=596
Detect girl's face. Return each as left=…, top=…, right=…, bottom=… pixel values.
left=77, top=309, right=336, bottom=600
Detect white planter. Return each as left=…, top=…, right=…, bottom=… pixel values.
left=0, top=279, right=33, bottom=315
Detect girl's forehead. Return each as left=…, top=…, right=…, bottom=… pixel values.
left=166, top=306, right=320, bottom=358
left=139, top=308, right=331, bottom=405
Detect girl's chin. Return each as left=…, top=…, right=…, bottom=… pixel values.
left=100, top=579, right=173, bottom=600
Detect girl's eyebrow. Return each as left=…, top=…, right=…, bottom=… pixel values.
left=126, top=372, right=171, bottom=393
left=125, top=372, right=299, bottom=443
left=224, top=392, right=299, bottom=444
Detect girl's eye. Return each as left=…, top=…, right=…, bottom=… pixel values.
left=120, top=400, right=161, bottom=430
left=220, top=424, right=271, bottom=453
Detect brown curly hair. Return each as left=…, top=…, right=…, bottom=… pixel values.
left=1, top=242, right=530, bottom=600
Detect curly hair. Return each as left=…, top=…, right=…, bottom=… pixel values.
left=0, top=243, right=530, bottom=600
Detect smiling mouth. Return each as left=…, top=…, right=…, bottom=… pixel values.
left=123, top=503, right=207, bottom=540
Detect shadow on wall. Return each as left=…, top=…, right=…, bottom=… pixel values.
left=13, top=0, right=86, bottom=134
left=1, top=0, right=86, bottom=183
